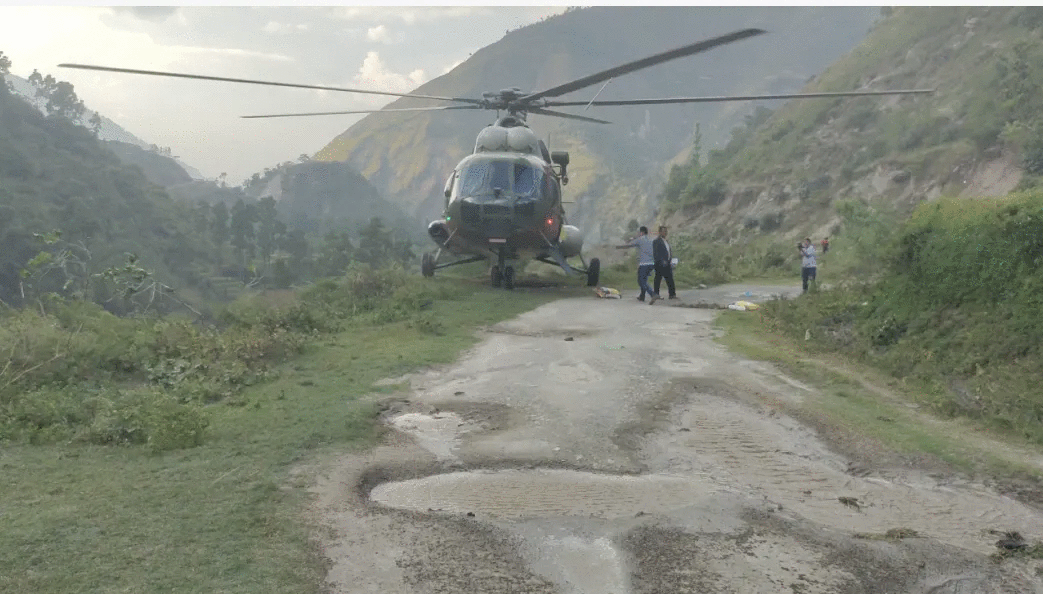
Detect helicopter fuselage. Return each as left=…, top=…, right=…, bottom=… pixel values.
left=428, top=150, right=576, bottom=263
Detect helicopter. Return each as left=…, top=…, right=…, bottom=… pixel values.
left=60, top=28, right=932, bottom=290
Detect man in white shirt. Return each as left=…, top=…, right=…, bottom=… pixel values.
left=799, top=237, right=817, bottom=293
left=616, top=226, right=657, bottom=302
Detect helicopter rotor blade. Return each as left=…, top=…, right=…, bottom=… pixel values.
left=519, top=28, right=766, bottom=103
left=241, top=105, right=485, bottom=119
left=58, top=63, right=484, bottom=105
left=543, top=88, right=935, bottom=108
left=527, top=107, right=611, bottom=124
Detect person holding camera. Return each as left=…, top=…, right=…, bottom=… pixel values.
left=799, top=237, right=817, bottom=293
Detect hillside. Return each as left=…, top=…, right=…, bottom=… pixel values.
left=0, top=78, right=219, bottom=308
left=315, top=6, right=883, bottom=243
left=241, top=159, right=419, bottom=240
left=667, top=6, right=1043, bottom=242
left=6, top=71, right=206, bottom=180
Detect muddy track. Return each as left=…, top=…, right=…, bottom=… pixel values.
left=307, top=285, right=1043, bottom=594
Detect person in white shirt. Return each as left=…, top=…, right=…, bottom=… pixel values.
left=799, top=237, right=817, bottom=293
left=616, top=226, right=657, bottom=302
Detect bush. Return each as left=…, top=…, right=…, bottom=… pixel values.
left=85, top=389, right=208, bottom=452
left=0, top=262, right=461, bottom=449
left=758, top=189, right=1043, bottom=444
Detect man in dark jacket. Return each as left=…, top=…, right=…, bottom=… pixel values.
left=652, top=226, right=677, bottom=301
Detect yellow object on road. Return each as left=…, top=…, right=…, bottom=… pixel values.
left=727, top=300, right=761, bottom=311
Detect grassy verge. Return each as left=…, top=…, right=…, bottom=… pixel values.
left=0, top=280, right=556, bottom=593
left=714, top=309, right=1043, bottom=481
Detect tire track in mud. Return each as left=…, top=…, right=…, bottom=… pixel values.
left=645, top=388, right=1043, bottom=556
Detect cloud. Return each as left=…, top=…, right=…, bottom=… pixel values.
left=263, top=21, right=288, bottom=34
left=114, top=7, right=179, bottom=23
left=353, top=51, right=425, bottom=95
left=331, top=7, right=494, bottom=24
left=366, top=25, right=392, bottom=43
left=263, top=20, right=311, bottom=34
left=177, top=46, right=294, bottom=63
left=442, top=60, right=464, bottom=75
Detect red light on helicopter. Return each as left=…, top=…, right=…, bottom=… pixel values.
left=546, top=217, right=554, bottom=226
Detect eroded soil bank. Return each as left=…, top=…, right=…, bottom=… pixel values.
left=307, top=285, right=1043, bottom=593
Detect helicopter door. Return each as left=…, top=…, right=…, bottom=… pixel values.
left=443, top=172, right=455, bottom=210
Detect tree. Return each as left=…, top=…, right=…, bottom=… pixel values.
left=88, top=112, right=103, bottom=135
left=192, top=202, right=211, bottom=238
left=255, top=196, right=283, bottom=270
left=355, top=217, right=395, bottom=267
left=0, top=51, right=11, bottom=92
left=689, top=122, right=702, bottom=168
left=19, top=231, right=94, bottom=302
left=280, top=229, right=309, bottom=274
left=318, top=230, right=355, bottom=277
left=229, top=199, right=257, bottom=266
left=29, top=72, right=85, bottom=121
left=210, top=202, right=230, bottom=261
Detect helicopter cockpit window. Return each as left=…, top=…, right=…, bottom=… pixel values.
left=543, top=170, right=559, bottom=204
left=457, top=160, right=514, bottom=201
left=513, top=164, right=542, bottom=199
left=490, top=160, right=510, bottom=193
left=458, top=163, right=489, bottom=196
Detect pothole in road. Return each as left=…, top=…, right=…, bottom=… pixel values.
left=369, top=468, right=723, bottom=519
left=388, top=412, right=477, bottom=462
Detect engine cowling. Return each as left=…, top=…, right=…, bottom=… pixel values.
left=558, top=224, right=583, bottom=258
left=428, top=220, right=450, bottom=246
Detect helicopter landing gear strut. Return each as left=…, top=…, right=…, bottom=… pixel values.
left=585, top=258, right=601, bottom=287
left=495, top=249, right=515, bottom=290
left=421, top=252, right=436, bottom=277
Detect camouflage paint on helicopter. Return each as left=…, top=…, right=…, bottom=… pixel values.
left=424, top=116, right=593, bottom=289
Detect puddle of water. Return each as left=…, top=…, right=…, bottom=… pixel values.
left=370, top=469, right=722, bottom=519
left=389, top=412, right=472, bottom=462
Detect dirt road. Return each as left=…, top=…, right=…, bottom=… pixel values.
left=309, top=284, right=1043, bottom=593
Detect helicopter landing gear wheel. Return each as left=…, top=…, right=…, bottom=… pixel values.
left=490, top=265, right=503, bottom=288
left=586, top=258, right=600, bottom=287
left=503, top=266, right=515, bottom=290
left=421, top=252, right=435, bottom=278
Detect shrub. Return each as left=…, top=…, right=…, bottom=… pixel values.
left=85, top=389, right=208, bottom=452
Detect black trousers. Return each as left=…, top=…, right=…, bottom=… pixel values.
left=653, top=263, right=676, bottom=297
left=802, top=266, right=817, bottom=292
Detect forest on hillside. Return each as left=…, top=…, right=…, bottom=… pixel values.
left=0, top=55, right=417, bottom=314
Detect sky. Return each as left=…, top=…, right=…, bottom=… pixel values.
left=0, top=4, right=569, bottom=183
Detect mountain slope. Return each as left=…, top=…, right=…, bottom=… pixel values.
left=666, top=6, right=1043, bottom=241
left=0, top=80, right=217, bottom=307
left=5, top=72, right=206, bottom=180
left=242, top=160, right=418, bottom=240
left=315, top=6, right=883, bottom=243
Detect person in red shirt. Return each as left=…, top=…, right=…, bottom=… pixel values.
left=821, top=237, right=829, bottom=254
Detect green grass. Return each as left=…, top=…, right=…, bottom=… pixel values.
left=0, top=281, right=556, bottom=594
left=714, top=309, right=1043, bottom=480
